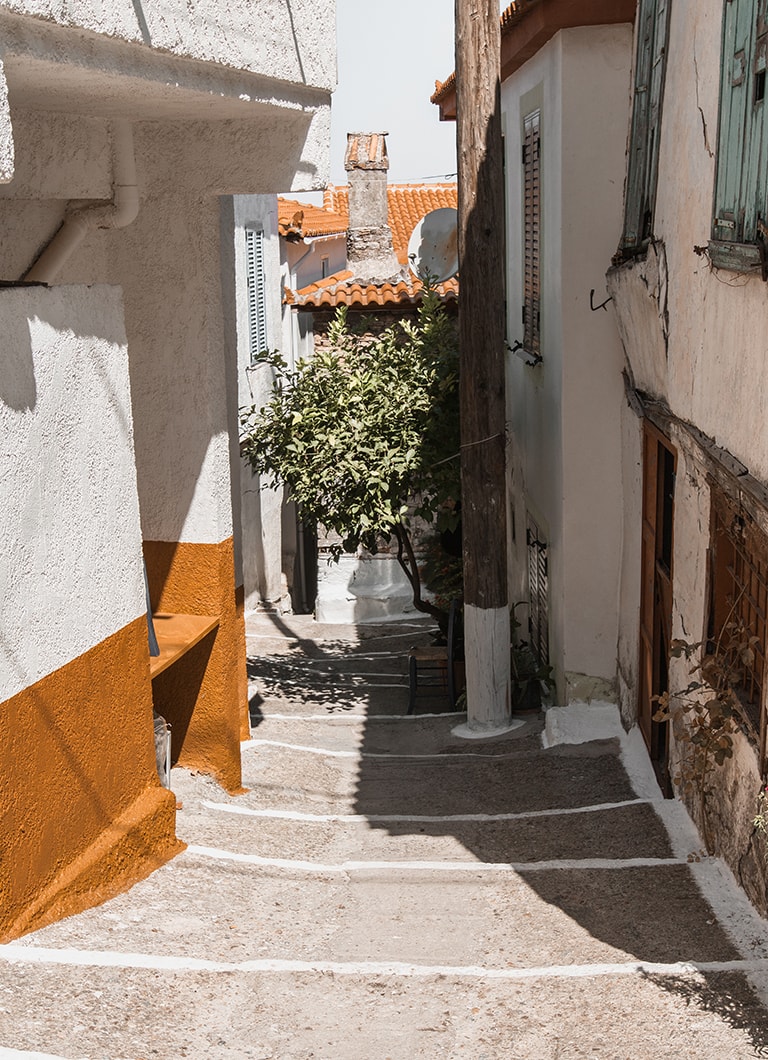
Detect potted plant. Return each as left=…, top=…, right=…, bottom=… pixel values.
left=510, top=603, right=554, bottom=713
left=510, top=642, right=554, bottom=712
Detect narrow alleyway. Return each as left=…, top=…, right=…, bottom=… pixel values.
left=3, top=614, right=768, bottom=1059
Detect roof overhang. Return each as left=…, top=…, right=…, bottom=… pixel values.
left=432, top=0, right=637, bottom=121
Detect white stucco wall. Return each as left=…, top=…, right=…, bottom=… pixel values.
left=1, top=119, right=320, bottom=551
left=0, top=3, right=334, bottom=198
left=284, top=233, right=347, bottom=293
left=503, top=25, right=632, bottom=701
left=0, top=0, right=336, bottom=566
left=0, top=285, right=145, bottom=699
left=0, top=1, right=336, bottom=92
left=559, top=26, right=632, bottom=686
left=281, top=233, right=346, bottom=368
left=39, top=170, right=236, bottom=548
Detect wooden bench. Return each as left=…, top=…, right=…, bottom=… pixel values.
left=148, top=612, right=220, bottom=679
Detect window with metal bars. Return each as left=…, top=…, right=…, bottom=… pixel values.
left=527, top=516, right=549, bottom=666
left=522, top=109, right=541, bottom=358
left=619, top=0, right=670, bottom=256
left=245, top=227, right=268, bottom=365
left=710, top=0, right=768, bottom=272
left=708, top=487, right=768, bottom=740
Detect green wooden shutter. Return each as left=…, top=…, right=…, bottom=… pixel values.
left=714, top=0, right=755, bottom=241
left=622, top=0, right=671, bottom=251
left=744, top=1, right=768, bottom=239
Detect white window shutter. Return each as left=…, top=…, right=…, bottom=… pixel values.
left=245, top=227, right=268, bottom=364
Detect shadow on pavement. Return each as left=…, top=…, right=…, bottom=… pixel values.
left=247, top=610, right=768, bottom=1055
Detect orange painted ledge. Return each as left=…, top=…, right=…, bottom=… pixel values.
left=149, top=613, right=220, bottom=679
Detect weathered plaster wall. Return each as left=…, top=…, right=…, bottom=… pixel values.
left=610, top=2, right=768, bottom=481
left=0, top=284, right=144, bottom=694
left=609, top=3, right=768, bottom=909
left=315, top=553, right=418, bottom=624
left=503, top=25, right=631, bottom=702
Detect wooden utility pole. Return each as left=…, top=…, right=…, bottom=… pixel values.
left=454, top=0, right=511, bottom=734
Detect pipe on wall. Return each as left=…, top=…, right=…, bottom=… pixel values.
left=23, top=120, right=139, bottom=283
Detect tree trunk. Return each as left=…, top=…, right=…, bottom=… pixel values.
left=392, top=523, right=445, bottom=626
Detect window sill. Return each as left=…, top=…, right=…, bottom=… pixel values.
left=508, top=341, right=542, bottom=368
left=707, top=240, right=762, bottom=274
left=611, top=239, right=651, bottom=267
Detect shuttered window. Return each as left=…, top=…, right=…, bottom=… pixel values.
left=711, top=0, right=768, bottom=269
left=527, top=516, right=549, bottom=666
left=522, top=109, right=541, bottom=358
left=620, top=0, right=671, bottom=253
left=245, top=227, right=268, bottom=365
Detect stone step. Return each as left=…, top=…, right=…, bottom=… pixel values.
left=3, top=956, right=765, bottom=1060
left=245, top=712, right=543, bottom=755
left=176, top=796, right=674, bottom=865
left=232, top=741, right=637, bottom=817
left=20, top=854, right=739, bottom=972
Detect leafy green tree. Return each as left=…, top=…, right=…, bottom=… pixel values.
left=239, top=290, right=460, bottom=623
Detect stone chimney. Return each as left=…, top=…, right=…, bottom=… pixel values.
left=344, top=132, right=405, bottom=284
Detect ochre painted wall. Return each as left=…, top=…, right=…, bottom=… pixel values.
left=144, top=537, right=247, bottom=794
left=235, top=583, right=250, bottom=741
left=1, top=617, right=182, bottom=943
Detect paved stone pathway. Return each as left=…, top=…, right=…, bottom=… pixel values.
left=2, top=613, right=768, bottom=1058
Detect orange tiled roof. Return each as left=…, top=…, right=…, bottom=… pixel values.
left=277, top=197, right=347, bottom=239
left=285, top=269, right=459, bottom=310
left=322, top=183, right=457, bottom=265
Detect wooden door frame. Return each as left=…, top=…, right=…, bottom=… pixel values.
left=638, top=420, right=676, bottom=795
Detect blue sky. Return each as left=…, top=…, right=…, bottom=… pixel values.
left=331, top=1, right=458, bottom=185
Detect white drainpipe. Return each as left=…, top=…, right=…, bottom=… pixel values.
left=23, top=119, right=139, bottom=283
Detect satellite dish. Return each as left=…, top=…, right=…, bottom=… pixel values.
left=407, top=207, right=458, bottom=283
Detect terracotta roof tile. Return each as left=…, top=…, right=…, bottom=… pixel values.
left=285, top=269, right=458, bottom=310
left=280, top=183, right=459, bottom=308
left=277, top=197, right=347, bottom=239
left=322, top=182, right=458, bottom=265
left=344, top=132, right=389, bottom=171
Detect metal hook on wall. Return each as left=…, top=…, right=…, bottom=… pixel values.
left=590, top=288, right=612, bottom=312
